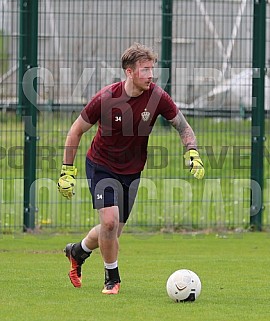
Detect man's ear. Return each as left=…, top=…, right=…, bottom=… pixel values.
left=125, top=67, right=133, bottom=79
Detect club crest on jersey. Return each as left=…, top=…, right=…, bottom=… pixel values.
left=141, top=109, right=150, bottom=122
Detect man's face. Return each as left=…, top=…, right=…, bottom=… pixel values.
left=128, top=60, right=154, bottom=92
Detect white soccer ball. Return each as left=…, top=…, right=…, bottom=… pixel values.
left=166, top=269, right=201, bottom=302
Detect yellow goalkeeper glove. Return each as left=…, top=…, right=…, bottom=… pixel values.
left=57, top=165, right=77, bottom=200
left=184, top=150, right=205, bottom=179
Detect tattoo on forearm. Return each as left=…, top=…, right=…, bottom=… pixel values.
left=169, top=111, right=197, bottom=150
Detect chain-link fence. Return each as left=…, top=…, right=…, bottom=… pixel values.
left=0, top=0, right=269, bottom=232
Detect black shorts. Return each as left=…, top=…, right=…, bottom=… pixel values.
left=85, top=158, right=141, bottom=223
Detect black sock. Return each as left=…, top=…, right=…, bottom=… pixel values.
left=71, top=242, right=91, bottom=264
left=105, top=267, right=121, bottom=283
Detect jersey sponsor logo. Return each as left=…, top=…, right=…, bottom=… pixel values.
left=141, top=108, right=150, bottom=122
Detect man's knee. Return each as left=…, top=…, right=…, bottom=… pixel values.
left=99, top=206, right=119, bottom=233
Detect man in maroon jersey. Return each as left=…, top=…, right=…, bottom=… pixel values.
left=58, top=43, right=204, bottom=294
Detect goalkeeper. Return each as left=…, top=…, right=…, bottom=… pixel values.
left=58, top=43, right=204, bottom=295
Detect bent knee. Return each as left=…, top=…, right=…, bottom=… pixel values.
left=103, top=219, right=118, bottom=232
left=99, top=206, right=119, bottom=232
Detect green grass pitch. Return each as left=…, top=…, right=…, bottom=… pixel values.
left=1, top=232, right=270, bottom=321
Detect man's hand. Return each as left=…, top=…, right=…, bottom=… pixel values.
left=58, top=165, right=77, bottom=199
left=184, top=150, right=205, bottom=179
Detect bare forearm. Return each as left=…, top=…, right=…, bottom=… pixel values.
left=62, top=115, right=93, bottom=165
left=63, top=133, right=82, bottom=165
left=169, top=111, right=197, bottom=150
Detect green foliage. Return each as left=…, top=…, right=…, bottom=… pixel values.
left=0, top=232, right=270, bottom=321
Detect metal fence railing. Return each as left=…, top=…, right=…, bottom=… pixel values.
left=0, top=0, right=269, bottom=232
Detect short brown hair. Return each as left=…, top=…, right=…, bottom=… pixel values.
left=121, top=43, right=158, bottom=70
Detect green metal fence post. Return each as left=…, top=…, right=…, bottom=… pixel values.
left=18, top=0, right=39, bottom=231
left=250, top=0, right=266, bottom=231
left=161, top=0, right=173, bottom=95
left=160, top=0, right=173, bottom=128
